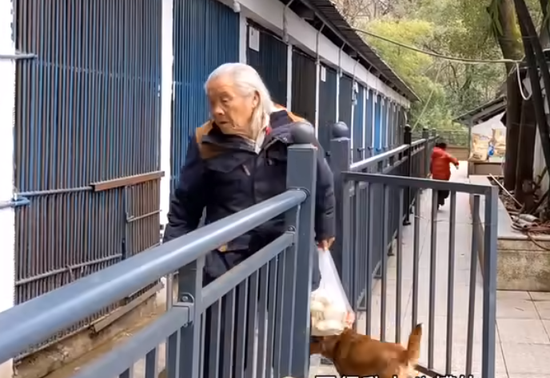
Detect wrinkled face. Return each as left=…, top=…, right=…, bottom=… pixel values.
left=206, top=75, right=259, bottom=134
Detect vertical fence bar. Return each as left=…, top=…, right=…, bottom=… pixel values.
left=428, top=189, right=438, bottom=369
left=177, top=256, right=204, bottom=378
left=395, top=187, right=404, bottom=343
left=446, top=191, right=457, bottom=373
left=145, top=348, right=159, bottom=378
left=365, top=183, right=374, bottom=336
left=422, top=127, right=430, bottom=179
left=341, top=178, right=352, bottom=298
left=482, top=187, right=498, bottom=378
left=466, top=195, right=481, bottom=376
left=329, top=136, right=351, bottom=280
left=403, top=125, right=412, bottom=225
left=353, top=182, right=361, bottom=316
left=411, top=190, right=420, bottom=330
left=286, top=144, right=317, bottom=377
left=380, top=185, right=389, bottom=342
left=166, top=330, right=180, bottom=378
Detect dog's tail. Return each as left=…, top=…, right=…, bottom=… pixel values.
left=402, top=323, right=422, bottom=365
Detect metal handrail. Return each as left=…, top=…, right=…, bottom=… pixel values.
left=349, top=144, right=409, bottom=172
left=0, top=189, right=307, bottom=363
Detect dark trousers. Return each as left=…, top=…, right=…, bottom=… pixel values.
left=437, top=190, right=449, bottom=206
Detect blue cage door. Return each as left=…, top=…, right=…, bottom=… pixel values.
left=13, top=0, right=162, bottom=355
left=352, top=82, right=365, bottom=161
left=172, top=0, right=239, bottom=193
left=365, top=88, right=373, bottom=158
left=374, top=94, right=382, bottom=154
left=381, top=98, right=387, bottom=152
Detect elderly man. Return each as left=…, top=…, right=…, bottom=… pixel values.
left=163, top=62, right=335, bottom=376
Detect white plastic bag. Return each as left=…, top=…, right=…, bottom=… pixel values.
left=310, top=249, right=355, bottom=336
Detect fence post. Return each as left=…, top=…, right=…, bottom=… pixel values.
left=403, top=125, right=412, bottom=225
left=175, top=256, right=204, bottom=377
left=431, top=128, right=437, bottom=138
left=422, top=127, right=430, bottom=179
left=285, top=143, right=317, bottom=377
left=329, top=123, right=351, bottom=281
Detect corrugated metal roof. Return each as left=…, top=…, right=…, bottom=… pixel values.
left=296, top=0, right=419, bottom=102
left=453, top=96, right=507, bottom=125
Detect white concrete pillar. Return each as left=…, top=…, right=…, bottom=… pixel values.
left=362, top=86, right=367, bottom=151
left=335, top=48, right=342, bottom=122
left=372, top=92, right=377, bottom=150
left=239, top=13, right=247, bottom=63
left=286, top=43, right=292, bottom=110
left=0, top=0, right=16, bottom=376
left=160, top=0, right=174, bottom=228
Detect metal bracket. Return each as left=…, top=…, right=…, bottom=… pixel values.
left=173, top=293, right=195, bottom=327
left=179, top=292, right=194, bottom=303
left=0, top=52, right=37, bottom=61
left=0, top=196, right=30, bottom=210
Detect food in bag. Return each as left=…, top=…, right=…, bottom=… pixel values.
left=310, top=249, right=355, bottom=336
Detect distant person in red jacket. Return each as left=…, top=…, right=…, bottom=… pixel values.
left=430, top=141, right=459, bottom=208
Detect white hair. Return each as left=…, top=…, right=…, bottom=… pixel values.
left=205, top=63, right=276, bottom=132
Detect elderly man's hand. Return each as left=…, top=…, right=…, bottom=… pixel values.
left=317, top=237, right=335, bottom=251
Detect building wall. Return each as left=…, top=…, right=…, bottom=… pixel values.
left=159, top=0, right=411, bottom=226
left=0, top=0, right=15, bottom=375
left=227, top=0, right=409, bottom=108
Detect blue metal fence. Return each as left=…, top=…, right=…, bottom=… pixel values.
left=374, top=93, right=382, bottom=153
left=338, top=74, right=353, bottom=128
left=291, top=48, right=316, bottom=121
left=381, top=97, right=387, bottom=151
left=352, top=82, right=365, bottom=161
left=13, top=0, right=162, bottom=354
left=317, top=64, right=337, bottom=156
left=247, top=22, right=288, bottom=106
left=0, top=144, right=318, bottom=378
left=365, top=88, right=374, bottom=158
left=0, top=120, right=499, bottom=377
left=171, top=0, right=239, bottom=192
left=329, top=124, right=498, bottom=378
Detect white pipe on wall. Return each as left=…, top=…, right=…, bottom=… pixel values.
left=239, top=12, right=247, bottom=63
left=283, top=0, right=294, bottom=109
left=314, top=25, right=325, bottom=138
left=0, top=0, right=15, bottom=376
left=160, top=0, right=174, bottom=229
left=350, top=59, right=358, bottom=149
left=335, top=44, right=345, bottom=122
left=362, top=86, right=367, bottom=152
left=372, top=91, right=377, bottom=151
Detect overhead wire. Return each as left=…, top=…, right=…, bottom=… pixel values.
left=411, top=64, right=444, bottom=131
left=345, top=27, right=522, bottom=130
left=349, top=27, right=523, bottom=65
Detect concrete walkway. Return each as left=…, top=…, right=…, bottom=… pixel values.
left=311, top=162, right=550, bottom=378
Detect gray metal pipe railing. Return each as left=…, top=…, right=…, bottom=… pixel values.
left=349, top=144, right=409, bottom=172
left=0, top=189, right=306, bottom=363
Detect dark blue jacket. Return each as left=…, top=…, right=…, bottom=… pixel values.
left=163, top=108, right=335, bottom=281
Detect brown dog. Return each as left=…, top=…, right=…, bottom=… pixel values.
left=310, top=324, right=422, bottom=378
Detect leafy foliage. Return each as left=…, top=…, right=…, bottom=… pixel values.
left=347, top=0, right=517, bottom=131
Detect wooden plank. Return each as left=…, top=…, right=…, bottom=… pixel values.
left=90, top=171, right=164, bottom=192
